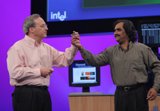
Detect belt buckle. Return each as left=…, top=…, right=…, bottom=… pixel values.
left=124, top=87, right=130, bottom=92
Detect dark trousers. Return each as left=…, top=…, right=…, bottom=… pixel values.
left=115, top=84, right=149, bottom=111
left=12, top=85, right=52, bottom=111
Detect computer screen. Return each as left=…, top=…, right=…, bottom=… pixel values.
left=47, top=0, right=160, bottom=22
left=69, top=60, right=100, bottom=92
left=31, top=0, right=160, bottom=35
left=138, top=21, right=160, bottom=47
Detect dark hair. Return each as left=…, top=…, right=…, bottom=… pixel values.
left=113, top=19, right=137, bottom=42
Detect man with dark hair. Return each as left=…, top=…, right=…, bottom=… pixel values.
left=7, top=14, right=78, bottom=111
left=113, top=20, right=137, bottom=43
left=72, top=20, right=160, bottom=111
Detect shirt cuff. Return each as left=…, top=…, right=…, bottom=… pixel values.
left=153, top=84, right=160, bottom=92
left=34, top=68, right=41, bottom=77
left=71, top=44, right=78, bottom=50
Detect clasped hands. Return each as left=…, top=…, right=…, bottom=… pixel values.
left=71, top=31, right=82, bottom=50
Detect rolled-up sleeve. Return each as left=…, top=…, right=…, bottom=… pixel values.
left=51, top=45, right=78, bottom=67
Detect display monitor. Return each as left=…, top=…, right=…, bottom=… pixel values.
left=138, top=21, right=160, bottom=47
left=69, top=60, right=100, bottom=92
left=47, top=0, right=160, bottom=22
left=31, top=0, right=160, bottom=35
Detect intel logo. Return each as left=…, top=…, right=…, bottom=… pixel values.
left=50, top=11, right=67, bottom=21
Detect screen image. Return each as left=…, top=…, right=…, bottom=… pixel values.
left=84, top=0, right=160, bottom=8
left=32, top=0, right=160, bottom=35
left=139, top=22, right=160, bottom=46
left=69, top=60, right=100, bottom=87
left=47, top=0, right=160, bottom=22
left=73, top=67, right=97, bottom=84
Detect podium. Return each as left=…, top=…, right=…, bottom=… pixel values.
left=69, top=93, right=160, bottom=111
left=149, top=96, right=160, bottom=111
left=69, top=93, right=114, bottom=111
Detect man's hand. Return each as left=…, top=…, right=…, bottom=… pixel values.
left=147, top=88, right=158, bottom=101
left=40, top=67, right=53, bottom=78
left=71, top=31, right=82, bottom=50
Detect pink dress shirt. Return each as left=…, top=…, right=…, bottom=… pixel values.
left=7, top=35, right=77, bottom=86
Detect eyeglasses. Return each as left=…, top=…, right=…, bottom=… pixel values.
left=34, top=24, right=48, bottom=29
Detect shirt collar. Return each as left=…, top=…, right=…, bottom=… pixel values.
left=118, top=41, right=134, bottom=52
left=128, top=41, right=133, bottom=49
left=24, top=35, right=42, bottom=47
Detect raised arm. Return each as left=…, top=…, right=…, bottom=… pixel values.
left=71, top=31, right=109, bottom=66
left=51, top=45, right=78, bottom=67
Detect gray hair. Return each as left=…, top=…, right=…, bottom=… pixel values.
left=23, top=14, right=41, bottom=35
